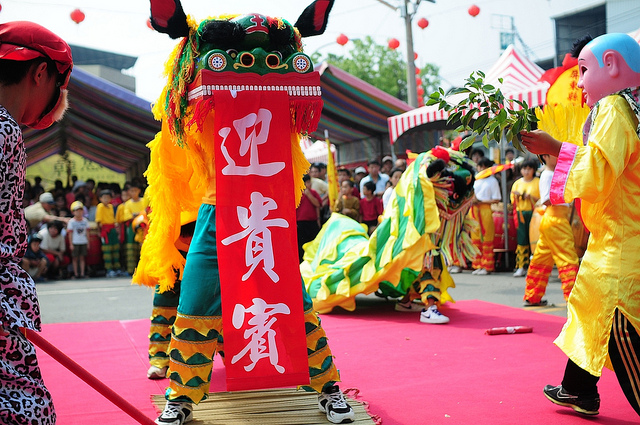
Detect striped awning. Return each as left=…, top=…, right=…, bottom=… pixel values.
left=313, top=63, right=412, bottom=145
left=388, top=45, right=549, bottom=144
left=22, top=67, right=159, bottom=176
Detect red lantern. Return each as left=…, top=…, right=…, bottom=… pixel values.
left=418, top=96, right=424, bottom=105
left=414, top=52, right=419, bottom=60
left=468, top=5, right=480, bottom=17
left=417, top=86, right=424, bottom=96
left=70, top=8, right=85, bottom=24
left=415, top=67, right=421, bottom=75
left=336, top=33, right=349, bottom=46
left=388, top=38, right=400, bottom=50
left=416, top=76, right=422, bottom=85
left=417, top=18, right=429, bottom=29
left=147, top=18, right=153, bottom=30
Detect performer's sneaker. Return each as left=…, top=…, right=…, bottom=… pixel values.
left=318, top=385, right=355, bottom=424
left=147, top=365, right=168, bottom=380
left=524, top=299, right=548, bottom=307
left=543, top=385, right=600, bottom=415
left=156, top=401, right=193, bottom=425
left=513, top=268, right=526, bottom=277
left=420, top=305, right=450, bottom=324
left=448, top=265, right=462, bottom=274
left=395, top=301, right=424, bottom=312
left=472, top=268, right=489, bottom=275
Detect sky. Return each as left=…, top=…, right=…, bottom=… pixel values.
left=1, top=0, right=632, bottom=103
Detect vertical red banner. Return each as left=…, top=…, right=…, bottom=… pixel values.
left=214, top=90, right=309, bottom=391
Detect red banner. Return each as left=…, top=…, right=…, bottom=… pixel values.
left=214, top=90, right=309, bottom=391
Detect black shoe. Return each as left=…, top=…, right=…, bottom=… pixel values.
left=524, top=299, right=548, bottom=307
left=543, top=384, right=599, bottom=415
left=318, top=385, right=355, bottom=424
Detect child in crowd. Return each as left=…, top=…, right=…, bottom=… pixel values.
left=522, top=153, right=579, bottom=305
left=470, top=158, right=502, bottom=275
left=22, top=234, right=49, bottom=282
left=38, top=221, right=69, bottom=279
left=510, top=158, right=540, bottom=277
left=333, top=180, right=360, bottom=221
left=296, top=174, right=322, bottom=262
left=122, top=182, right=148, bottom=275
left=360, top=180, right=383, bottom=234
left=382, top=167, right=403, bottom=209
left=337, top=167, right=360, bottom=198
left=67, top=201, right=89, bottom=279
left=95, top=189, right=121, bottom=277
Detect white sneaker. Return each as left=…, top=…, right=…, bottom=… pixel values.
left=156, top=401, right=193, bottom=425
left=318, top=385, right=355, bottom=424
left=147, top=365, right=168, bottom=379
left=472, top=268, right=489, bottom=275
left=394, top=301, right=424, bottom=312
left=420, top=305, right=450, bottom=324
left=513, top=268, right=526, bottom=277
left=448, top=265, right=462, bottom=274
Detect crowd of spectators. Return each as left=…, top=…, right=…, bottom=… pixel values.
left=22, top=175, right=148, bottom=281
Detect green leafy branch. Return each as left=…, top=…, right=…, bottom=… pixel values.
left=425, top=71, right=538, bottom=152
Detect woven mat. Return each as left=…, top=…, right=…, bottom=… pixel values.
left=151, top=388, right=377, bottom=424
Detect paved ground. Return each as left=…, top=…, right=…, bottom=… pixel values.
left=36, top=268, right=568, bottom=324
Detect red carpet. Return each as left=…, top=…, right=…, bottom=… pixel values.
left=37, top=300, right=638, bottom=424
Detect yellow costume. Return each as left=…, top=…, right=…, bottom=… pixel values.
left=551, top=94, right=640, bottom=376
left=510, top=177, right=540, bottom=269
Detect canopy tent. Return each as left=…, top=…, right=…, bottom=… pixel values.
left=301, top=139, right=337, bottom=165
left=387, top=45, right=548, bottom=145
left=22, top=67, right=159, bottom=181
left=311, top=63, right=412, bottom=166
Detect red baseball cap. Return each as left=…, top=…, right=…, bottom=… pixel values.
left=0, top=21, right=73, bottom=129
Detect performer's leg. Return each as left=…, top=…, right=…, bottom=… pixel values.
left=300, top=280, right=341, bottom=393
left=148, top=282, right=180, bottom=374
left=480, top=205, right=495, bottom=272
left=543, top=357, right=600, bottom=415
left=524, top=216, right=554, bottom=304
left=165, top=205, right=223, bottom=405
left=0, top=326, right=56, bottom=425
left=125, top=225, right=136, bottom=274
left=609, top=309, right=640, bottom=415
left=515, top=210, right=532, bottom=270
left=546, top=215, right=580, bottom=301
left=470, top=207, right=483, bottom=270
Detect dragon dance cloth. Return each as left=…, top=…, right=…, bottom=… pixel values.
left=302, top=149, right=478, bottom=313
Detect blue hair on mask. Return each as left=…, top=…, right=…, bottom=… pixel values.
left=587, top=33, right=640, bottom=73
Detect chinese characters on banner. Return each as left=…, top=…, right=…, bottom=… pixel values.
left=215, top=90, right=309, bottom=391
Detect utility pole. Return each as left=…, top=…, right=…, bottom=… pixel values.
left=373, top=0, right=435, bottom=108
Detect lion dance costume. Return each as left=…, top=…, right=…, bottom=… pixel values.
left=301, top=147, right=478, bottom=318
left=134, top=1, right=355, bottom=424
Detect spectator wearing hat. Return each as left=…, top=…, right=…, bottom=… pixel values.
left=24, top=191, right=70, bottom=232
left=394, top=158, right=407, bottom=172
left=0, top=19, right=73, bottom=423
left=67, top=200, right=89, bottom=279
left=381, top=155, right=394, bottom=176
left=359, top=160, right=389, bottom=199
left=22, top=234, right=49, bottom=282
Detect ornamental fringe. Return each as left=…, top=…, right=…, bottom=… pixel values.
left=535, top=103, right=590, bottom=147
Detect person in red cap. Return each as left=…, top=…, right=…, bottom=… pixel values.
left=0, top=21, right=72, bottom=425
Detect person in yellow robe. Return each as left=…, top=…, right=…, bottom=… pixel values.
left=520, top=33, right=640, bottom=417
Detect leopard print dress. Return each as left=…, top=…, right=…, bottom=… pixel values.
left=0, top=106, right=55, bottom=424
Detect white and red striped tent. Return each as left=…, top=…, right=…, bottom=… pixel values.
left=388, top=45, right=549, bottom=144
left=300, top=137, right=337, bottom=165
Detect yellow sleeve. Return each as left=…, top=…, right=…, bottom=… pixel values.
left=510, top=178, right=522, bottom=205
left=563, top=96, right=638, bottom=204
left=95, top=204, right=104, bottom=224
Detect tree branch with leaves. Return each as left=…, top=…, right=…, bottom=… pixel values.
left=426, top=71, right=538, bottom=152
